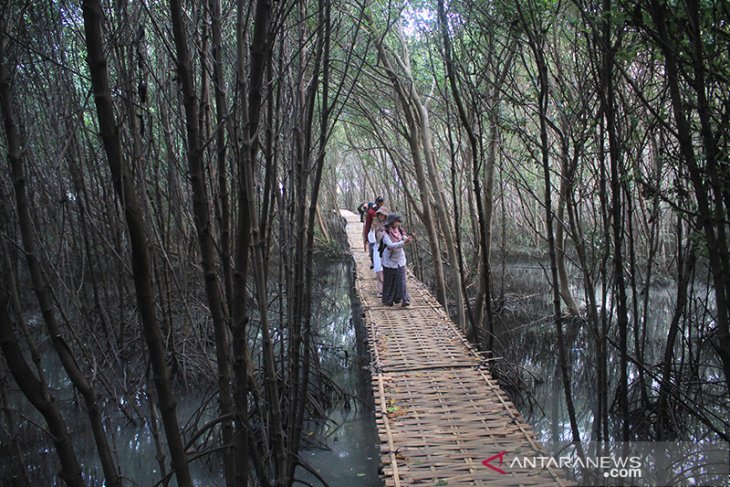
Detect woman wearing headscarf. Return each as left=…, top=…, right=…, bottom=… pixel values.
left=380, top=213, right=415, bottom=307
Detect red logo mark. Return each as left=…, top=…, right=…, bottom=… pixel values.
left=482, top=451, right=508, bottom=475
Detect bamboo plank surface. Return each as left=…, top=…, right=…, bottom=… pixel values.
left=341, top=210, right=568, bottom=486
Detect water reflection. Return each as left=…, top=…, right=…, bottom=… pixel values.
left=0, top=258, right=381, bottom=486
left=295, top=259, right=381, bottom=486
left=493, top=255, right=725, bottom=446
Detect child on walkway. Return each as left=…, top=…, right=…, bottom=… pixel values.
left=381, top=213, right=415, bottom=307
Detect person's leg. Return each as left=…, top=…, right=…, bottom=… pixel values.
left=381, top=267, right=393, bottom=306
left=373, top=247, right=383, bottom=295
left=368, top=242, right=375, bottom=267
left=382, top=267, right=395, bottom=305
left=393, top=265, right=403, bottom=304
left=400, top=266, right=410, bottom=306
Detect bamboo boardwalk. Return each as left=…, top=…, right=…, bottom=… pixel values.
left=341, top=210, right=567, bottom=486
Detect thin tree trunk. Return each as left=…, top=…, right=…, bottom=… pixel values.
left=598, top=0, right=631, bottom=440
left=0, top=244, right=84, bottom=487
left=210, top=0, right=234, bottom=311
left=665, top=0, right=730, bottom=390
left=517, top=4, right=582, bottom=446
left=437, top=1, right=498, bottom=347
left=81, top=1, right=193, bottom=484
left=556, top=146, right=580, bottom=317
left=231, top=0, right=253, bottom=483
left=0, top=305, right=84, bottom=487
left=445, top=106, right=477, bottom=337
left=239, top=0, right=287, bottom=481
left=657, top=217, right=695, bottom=440
left=415, top=100, right=467, bottom=330
left=0, top=45, right=121, bottom=487
left=168, top=0, right=236, bottom=484
left=291, top=2, right=332, bottom=480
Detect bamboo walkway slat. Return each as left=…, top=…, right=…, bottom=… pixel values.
left=341, top=210, right=568, bottom=486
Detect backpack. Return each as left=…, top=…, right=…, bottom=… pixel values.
left=378, top=228, right=404, bottom=257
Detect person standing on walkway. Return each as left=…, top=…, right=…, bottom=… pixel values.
left=357, top=201, right=369, bottom=222
left=362, top=202, right=377, bottom=267
left=373, top=207, right=389, bottom=297
left=363, top=196, right=385, bottom=267
left=381, top=213, right=414, bottom=307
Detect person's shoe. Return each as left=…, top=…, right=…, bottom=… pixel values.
left=401, top=301, right=410, bottom=307
left=370, top=264, right=374, bottom=269
left=377, top=292, right=382, bottom=298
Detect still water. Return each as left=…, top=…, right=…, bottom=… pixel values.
left=491, top=256, right=725, bottom=444
left=3, top=252, right=726, bottom=485
left=293, top=259, right=381, bottom=486
left=0, top=258, right=381, bottom=486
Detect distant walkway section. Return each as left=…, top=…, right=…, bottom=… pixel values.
left=341, top=210, right=567, bottom=486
